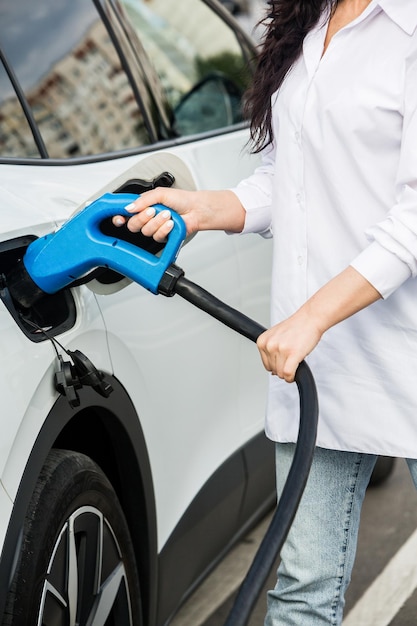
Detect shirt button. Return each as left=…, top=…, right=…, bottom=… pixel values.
left=295, top=131, right=301, bottom=142
left=297, top=256, right=304, bottom=265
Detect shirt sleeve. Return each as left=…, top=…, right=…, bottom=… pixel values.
left=351, top=57, right=417, bottom=298
left=229, top=141, right=276, bottom=238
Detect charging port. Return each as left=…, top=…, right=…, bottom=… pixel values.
left=0, top=237, right=76, bottom=342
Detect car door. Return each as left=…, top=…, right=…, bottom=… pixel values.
left=98, top=0, right=273, bottom=548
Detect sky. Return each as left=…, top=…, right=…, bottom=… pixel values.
left=0, top=0, right=98, bottom=99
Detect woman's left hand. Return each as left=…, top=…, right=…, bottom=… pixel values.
left=256, top=309, right=323, bottom=382
left=256, top=266, right=382, bottom=383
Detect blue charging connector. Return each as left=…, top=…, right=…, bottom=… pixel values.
left=22, top=192, right=186, bottom=296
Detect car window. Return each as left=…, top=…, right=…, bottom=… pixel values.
left=0, top=0, right=152, bottom=159
left=0, top=63, right=40, bottom=158
left=118, top=0, right=252, bottom=136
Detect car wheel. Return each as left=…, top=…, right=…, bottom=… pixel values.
left=4, top=449, right=142, bottom=626
left=369, top=456, right=396, bottom=486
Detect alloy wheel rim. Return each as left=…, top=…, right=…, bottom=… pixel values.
left=37, top=505, right=133, bottom=626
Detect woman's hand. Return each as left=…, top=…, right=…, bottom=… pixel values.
left=257, top=309, right=323, bottom=383
left=112, top=187, right=245, bottom=241
left=257, top=266, right=382, bottom=382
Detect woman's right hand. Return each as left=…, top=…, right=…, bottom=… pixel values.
left=112, top=187, right=200, bottom=242
left=112, top=187, right=245, bottom=242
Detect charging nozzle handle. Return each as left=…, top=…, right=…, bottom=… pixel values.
left=23, top=193, right=187, bottom=296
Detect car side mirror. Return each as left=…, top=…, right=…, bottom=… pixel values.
left=172, top=72, right=243, bottom=136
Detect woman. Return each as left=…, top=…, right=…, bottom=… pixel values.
left=114, top=0, right=417, bottom=623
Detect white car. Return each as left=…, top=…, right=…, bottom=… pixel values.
left=0, top=1, right=275, bottom=624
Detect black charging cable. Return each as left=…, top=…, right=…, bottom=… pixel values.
left=159, top=266, right=319, bottom=626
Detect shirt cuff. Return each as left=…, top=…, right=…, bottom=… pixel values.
left=230, top=185, right=273, bottom=237
left=350, top=241, right=411, bottom=299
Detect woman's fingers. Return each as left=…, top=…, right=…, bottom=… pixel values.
left=112, top=205, right=173, bottom=242
left=112, top=187, right=195, bottom=239
left=139, top=209, right=174, bottom=242
left=113, top=205, right=157, bottom=232
left=257, top=331, right=299, bottom=382
left=257, top=313, right=322, bottom=383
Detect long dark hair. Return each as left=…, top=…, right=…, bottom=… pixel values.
left=245, top=0, right=337, bottom=153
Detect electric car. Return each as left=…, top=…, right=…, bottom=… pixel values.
left=0, top=1, right=394, bottom=624
left=0, top=1, right=275, bottom=624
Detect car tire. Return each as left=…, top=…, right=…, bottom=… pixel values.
left=4, top=449, right=142, bottom=626
left=369, top=456, right=396, bottom=486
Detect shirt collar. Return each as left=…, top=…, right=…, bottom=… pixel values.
left=376, top=0, right=417, bottom=36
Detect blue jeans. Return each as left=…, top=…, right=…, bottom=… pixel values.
left=265, top=444, right=417, bottom=625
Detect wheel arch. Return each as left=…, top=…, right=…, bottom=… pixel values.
left=0, top=377, right=158, bottom=626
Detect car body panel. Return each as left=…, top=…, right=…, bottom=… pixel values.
left=0, top=291, right=112, bottom=492
left=0, top=132, right=269, bottom=537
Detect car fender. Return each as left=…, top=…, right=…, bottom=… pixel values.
left=0, top=374, right=158, bottom=626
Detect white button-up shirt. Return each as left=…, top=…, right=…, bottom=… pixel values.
left=233, top=0, right=417, bottom=456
